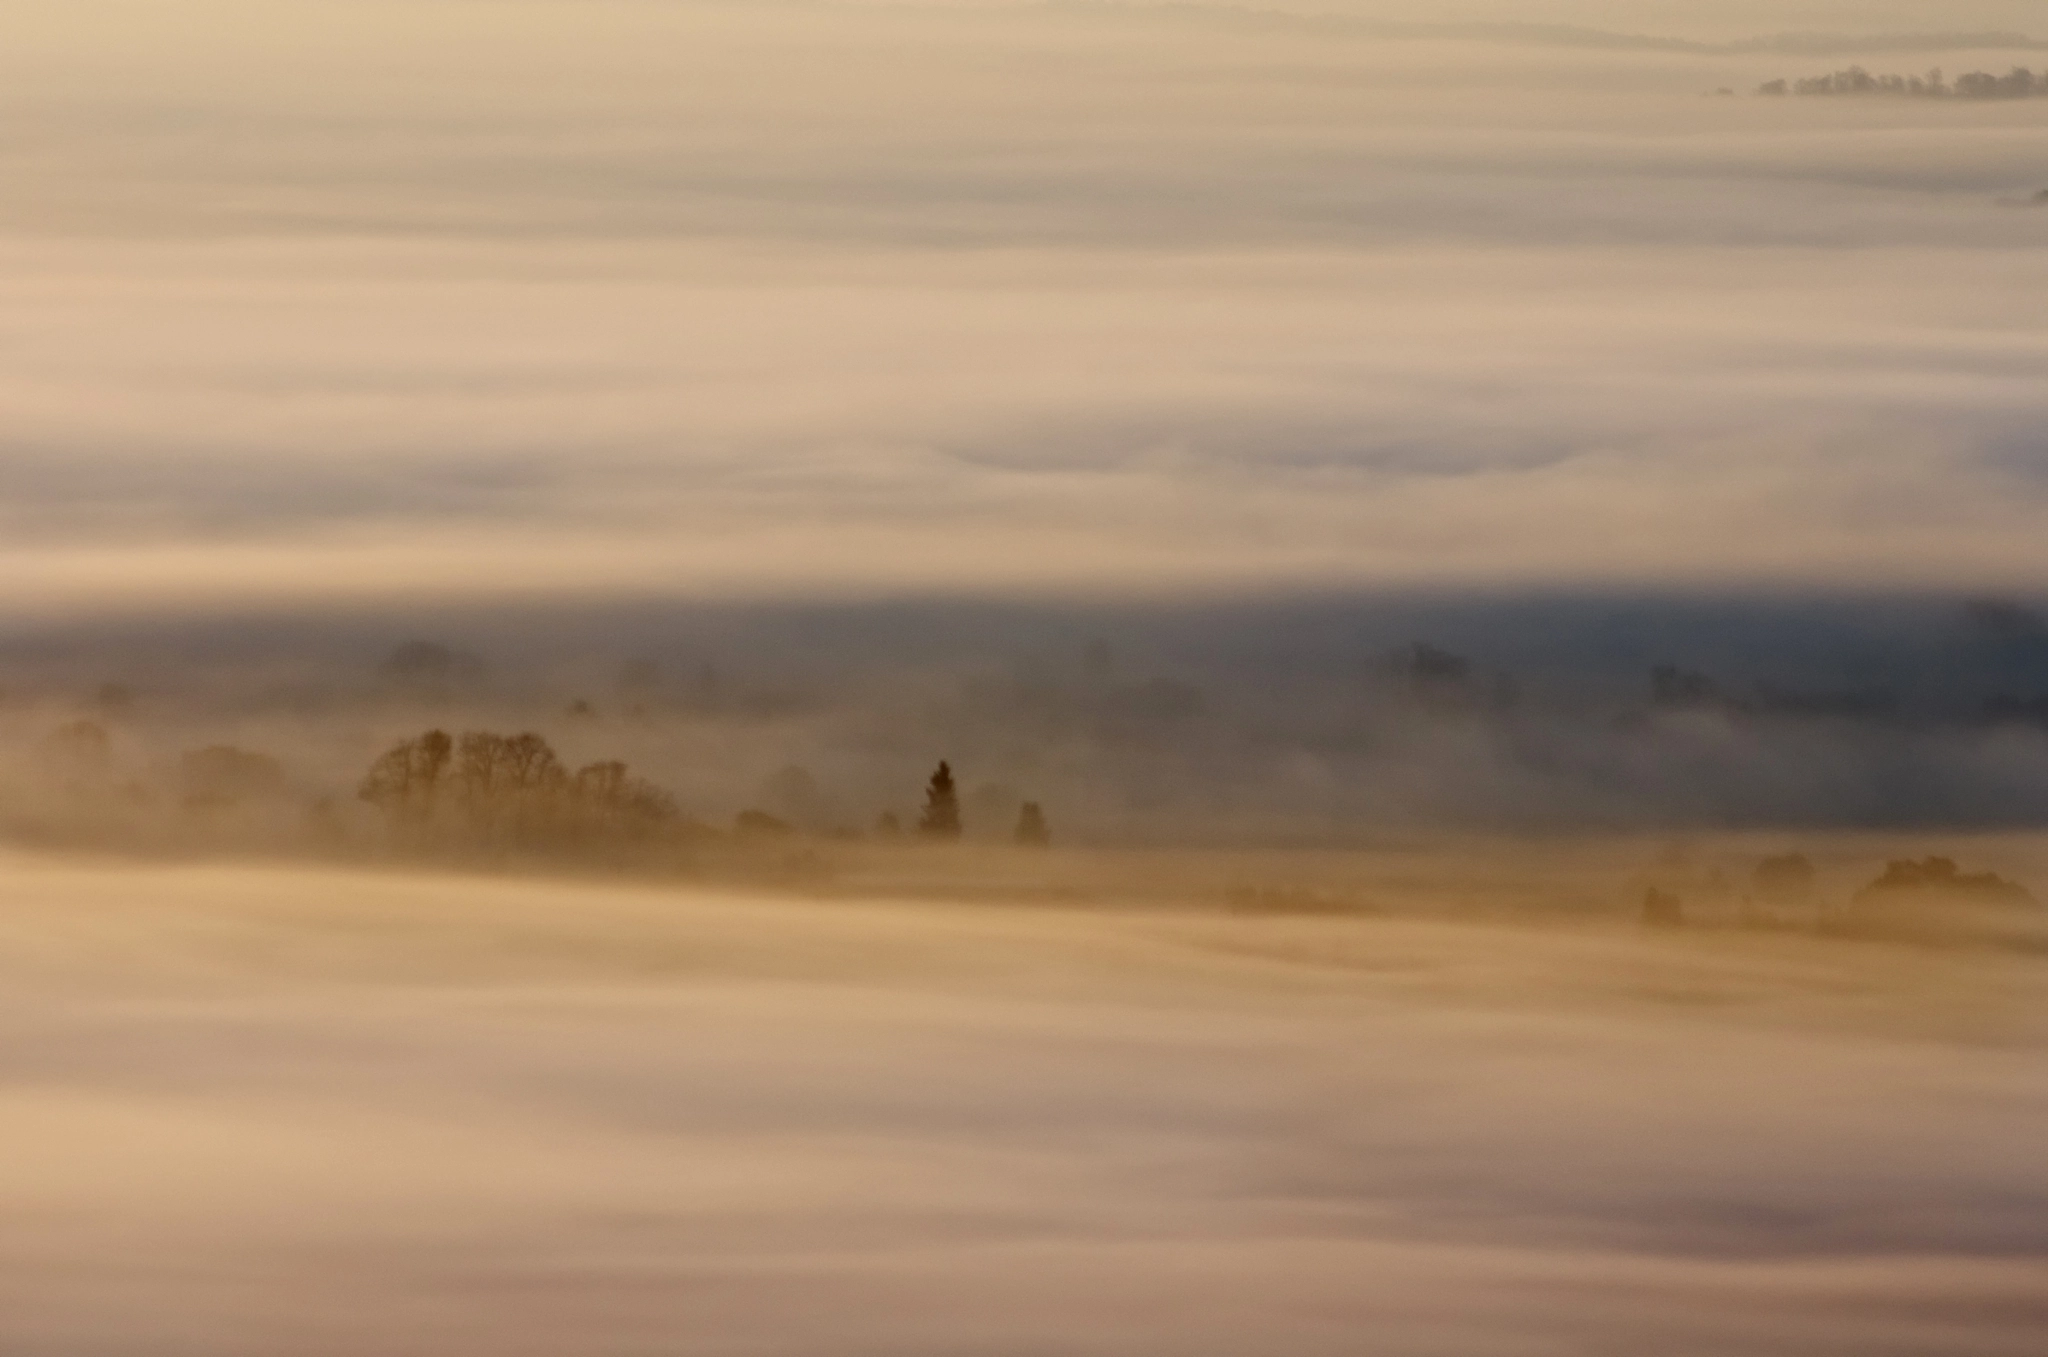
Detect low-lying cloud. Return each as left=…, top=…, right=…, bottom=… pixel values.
left=4, top=2, right=2046, bottom=612
left=1, top=862, right=2043, bottom=1355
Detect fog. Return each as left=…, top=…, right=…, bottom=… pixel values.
left=6, top=3, right=2048, bottom=611
left=7, top=5, right=2046, bottom=1350
left=8, top=593, right=2048, bottom=840
left=1, top=857, right=2042, bottom=1355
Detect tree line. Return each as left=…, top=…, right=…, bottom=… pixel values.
left=358, top=733, right=1049, bottom=855
left=358, top=730, right=678, bottom=851
left=1757, top=66, right=2045, bottom=98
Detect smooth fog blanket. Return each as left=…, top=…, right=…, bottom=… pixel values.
left=7, top=3, right=2048, bottom=611
left=0, top=860, right=2044, bottom=1354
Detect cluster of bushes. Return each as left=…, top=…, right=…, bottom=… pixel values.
left=1757, top=67, right=2045, bottom=99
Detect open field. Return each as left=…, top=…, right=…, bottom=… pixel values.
left=2, top=848, right=2043, bottom=1355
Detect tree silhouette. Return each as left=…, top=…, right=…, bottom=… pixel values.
left=570, top=759, right=676, bottom=839
left=380, top=641, right=484, bottom=692
left=1014, top=801, right=1049, bottom=847
left=41, top=720, right=114, bottom=786
left=360, top=728, right=677, bottom=855
left=918, top=761, right=961, bottom=840
left=358, top=729, right=452, bottom=824
left=1762, top=65, right=2043, bottom=99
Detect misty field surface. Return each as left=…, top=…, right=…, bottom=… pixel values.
left=2, top=852, right=2044, bottom=1356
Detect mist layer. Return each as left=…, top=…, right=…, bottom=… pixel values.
left=6, top=3, right=2048, bottom=612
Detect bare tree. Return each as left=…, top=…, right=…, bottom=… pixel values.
left=358, top=729, right=452, bottom=825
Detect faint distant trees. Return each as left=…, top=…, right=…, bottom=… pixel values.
left=1853, top=857, right=2035, bottom=910
left=918, top=761, right=961, bottom=840
left=1648, top=666, right=1894, bottom=722
left=1650, top=664, right=1722, bottom=710
left=1839, top=857, right=2041, bottom=943
left=574, top=758, right=674, bottom=824
left=614, top=657, right=664, bottom=718
left=181, top=746, right=286, bottom=808
left=41, top=720, right=113, bottom=783
left=1964, top=596, right=2048, bottom=640
left=1758, top=66, right=2044, bottom=98
left=1955, top=68, right=2040, bottom=99
left=1389, top=642, right=1474, bottom=715
left=758, top=765, right=828, bottom=830
left=1014, top=801, right=1049, bottom=847
left=379, top=641, right=485, bottom=694
left=1386, top=642, right=1512, bottom=716
left=1750, top=853, right=1815, bottom=905
left=1394, top=642, right=1470, bottom=691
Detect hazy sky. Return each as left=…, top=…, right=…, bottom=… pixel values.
left=5, top=2, right=2046, bottom=615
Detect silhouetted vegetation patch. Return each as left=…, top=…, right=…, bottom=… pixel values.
left=40, top=720, right=113, bottom=787
left=1650, top=665, right=1722, bottom=711
left=1757, top=66, right=2046, bottom=98
left=1646, top=666, right=1899, bottom=725
left=918, top=761, right=962, bottom=840
left=359, top=728, right=680, bottom=860
left=1964, top=597, right=2047, bottom=639
left=381, top=640, right=485, bottom=685
left=1853, top=857, right=2035, bottom=910
left=1014, top=801, right=1050, bottom=847
left=1837, top=857, right=2041, bottom=946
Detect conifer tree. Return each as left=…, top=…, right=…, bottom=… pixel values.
left=918, top=761, right=961, bottom=840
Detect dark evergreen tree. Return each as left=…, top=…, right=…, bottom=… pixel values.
left=918, top=761, right=961, bottom=839
left=1014, top=801, right=1049, bottom=847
